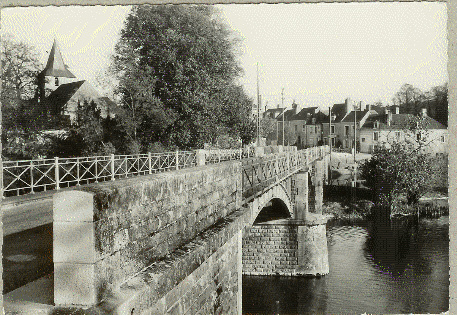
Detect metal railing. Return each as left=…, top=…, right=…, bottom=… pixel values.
left=2, top=151, right=197, bottom=198
left=205, top=147, right=255, bottom=164
left=242, top=146, right=329, bottom=201
left=2, top=145, right=326, bottom=198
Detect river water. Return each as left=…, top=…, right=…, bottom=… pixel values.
left=243, top=216, right=449, bottom=314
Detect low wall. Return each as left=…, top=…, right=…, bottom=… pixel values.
left=53, top=161, right=242, bottom=307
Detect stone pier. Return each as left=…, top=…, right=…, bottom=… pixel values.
left=242, top=164, right=329, bottom=277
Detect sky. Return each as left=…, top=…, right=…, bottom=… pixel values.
left=1, top=2, right=448, bottom=112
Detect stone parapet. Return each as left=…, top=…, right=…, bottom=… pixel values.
left=53, top=161, right=242, bottom=307
left=86, top=206, right=251, bottom=314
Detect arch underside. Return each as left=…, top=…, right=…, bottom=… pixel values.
left=250, top=181, right=293, bottom=225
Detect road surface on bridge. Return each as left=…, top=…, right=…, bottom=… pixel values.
left=3, top=191, right=55, bottom=236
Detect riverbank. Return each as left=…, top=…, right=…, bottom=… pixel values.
left=325, top=151, right=448, bottom=220
left=323, top=185, right=449, bottom=221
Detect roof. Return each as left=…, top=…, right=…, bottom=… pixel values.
left=313, top=111, right=329, bottom=124
left=363, top=113, right=446, bottom=130
left=276, top=108, right=297, bottom=121
left=263, top=107, right=285, bottom=119
left=46, top=80, right=116, bottom=115
left=46, top=80, right=86, bottom=110
left=292, top=107, right=319, bottom=120
left=42, top=39, right=76, bottom=78
left=330, top=103, right=348, bottom=122
left=341, top=110, right=369, bottom=123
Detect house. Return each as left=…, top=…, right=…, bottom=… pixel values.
left=288, top=107, right=328, bottom=148
left=336, top=109, right=378, bottom=150
left=263, top=107, right=286, bottom=120
left=322, top=98, right=358, bottom=148
left=36, top=39, right=116, bottom=124
left=359, top=108, right=448, bottom=154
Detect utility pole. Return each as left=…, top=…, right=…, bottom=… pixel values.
left=281, top=88, right=285, bottom=146
left=352, top=102, right=358, bottom=204
left=329, top=105, right=332, bottom=184
left=257, top=63, right=260, bottom=146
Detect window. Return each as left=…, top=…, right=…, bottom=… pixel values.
left=331, top=125, right=335, bottom=134
left=373, top=132, right=379, bottom=141
left=374, top=121, right=379, bottom=129
left=309, top=126, right=313, bottom=133
left=361, top=137, right=365, bottom=142
left=441, top=135, right=446, bottom=143
left=395, top=131, right=400, bottom=139
left=55, top=77, right=59, bottom=86
left=345, top=126, right=349, bottom=136
left=302, top=125, right=306, bottom=132
left=294, top=125, right=298, bottom=132
left=315, top=126, right=318, bottom=133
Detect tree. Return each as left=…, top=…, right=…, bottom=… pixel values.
left=259, top=117, right=277, bottom=141
left=392, top=83, right=425, bottom=114
left=109, top=5, right=253, bottom=151
left=360, top=115, right=437, bottom=209
left=1, top=35, right=43, bottom=133
left=1, top=34, right=41, bottom=106
left=425, top=83, right=448, bottom=127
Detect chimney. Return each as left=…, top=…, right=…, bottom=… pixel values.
left=360, top=101, right=366, bottom=111
left=421, top=108, right=427, bottom=117
left=367, top=104, right=371, bottom=111
left=387, top=109, right=392, bottom=126
left=384, top=107, right=389, bottom=115
left=292, top=102, right=299, bottom=115
left=345, top=98, right=352, bottom=114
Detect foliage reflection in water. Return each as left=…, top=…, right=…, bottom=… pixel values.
left=242, top=216, right=449, bottom=314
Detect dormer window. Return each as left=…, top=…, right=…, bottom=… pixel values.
left=374, top=121, right=379, bottom=129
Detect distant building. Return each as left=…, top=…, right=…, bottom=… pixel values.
left=288, top=106, right=327, bottom=148
left=263, top=107, right=285, bottom=119
left=359, top=108, right=448, bottom=154
left=36, top=39, right=116, bottom=124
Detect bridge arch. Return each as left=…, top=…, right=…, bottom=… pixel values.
left=247, top=181, right=293, bottom=227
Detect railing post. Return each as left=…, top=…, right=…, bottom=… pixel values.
left=77, top=157, right=80, bottom=186
left=111, top=154, right=115, bottom=181
left=196, top=150, right=206, bottom=166
left=287, top=151, right=290, bottom=171
left=1, top=160, right=3, bottom=199
left=30, top=161, right=35, bottom=194
left=176, top=151, right=179, bottom=170
left=55, top=157, right=60, bottom=190
left=95, top=156, right=98, bottom=183
left=148, top=152, right=152, bottom=174
left=125, top=156, right=128, bottom=178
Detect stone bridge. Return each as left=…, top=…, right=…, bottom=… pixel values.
left=48, top=145, right=329, bottom=314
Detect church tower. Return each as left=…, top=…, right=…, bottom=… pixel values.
left=37, top=39, right=77, bottom=104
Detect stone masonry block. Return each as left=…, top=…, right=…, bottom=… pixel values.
left=54, top=221, right=95, bottom=263
left=54, top=190, right=94, bottom=222
left=54, top=263, right=96, bottom=307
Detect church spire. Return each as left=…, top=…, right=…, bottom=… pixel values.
left=42, top=39, right=76, bottom=78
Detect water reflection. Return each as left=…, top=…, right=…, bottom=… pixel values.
left=243, top=216, right=449, bottom=314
